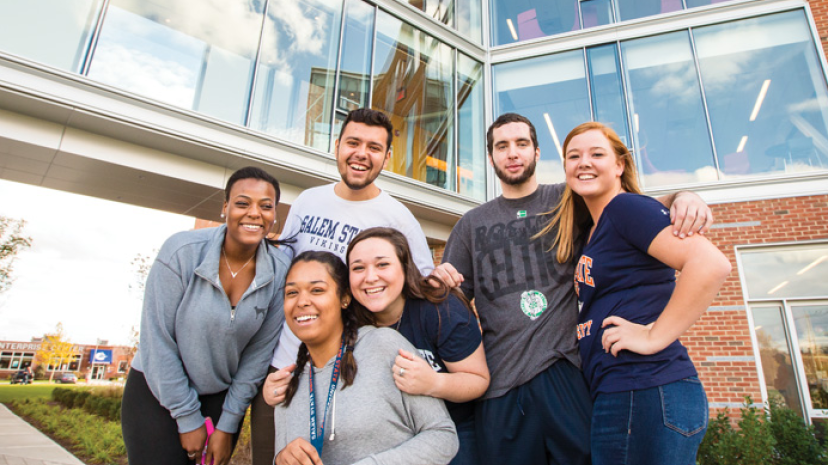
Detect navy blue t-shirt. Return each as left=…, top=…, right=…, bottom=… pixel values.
left=575, top=193, right=697, bottom=399
left=398, top=293, right=482, bottom=423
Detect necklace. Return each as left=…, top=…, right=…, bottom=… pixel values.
left=222, top=247, right=255, bottom=279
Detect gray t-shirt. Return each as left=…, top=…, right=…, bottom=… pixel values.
left=442, top=183, right=582, bottom=399
left=274, top=327, right=458, bottom=465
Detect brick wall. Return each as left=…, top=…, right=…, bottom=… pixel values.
left=811, top=0, right=828, bottom=60
left=685, top=194, right=828, bottom=413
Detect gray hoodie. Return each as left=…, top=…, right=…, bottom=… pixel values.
left=131, top=225, right=289, bottom=434
left=274, top=326, right=459, bottom=465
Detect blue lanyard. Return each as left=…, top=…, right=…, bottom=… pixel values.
left=308, top=339, right=345, bottom=455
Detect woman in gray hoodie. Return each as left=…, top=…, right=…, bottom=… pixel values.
left=122, top=167, right=291, bottom=465
left=274, top=251, right=458, bottom=465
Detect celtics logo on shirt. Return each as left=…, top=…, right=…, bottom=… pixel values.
left=520, top=290, right=548, bottom=320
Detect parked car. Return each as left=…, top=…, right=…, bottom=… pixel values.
left=10, top=370, right=32, bottom=385
left=55, top=372, right=77, bottom=384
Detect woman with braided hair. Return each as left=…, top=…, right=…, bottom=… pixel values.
left=273, top=251, right=458, bottom=465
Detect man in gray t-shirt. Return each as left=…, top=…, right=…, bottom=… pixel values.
left=437, top=113, right=713, bottom=465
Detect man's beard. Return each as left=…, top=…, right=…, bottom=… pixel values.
left=493, top=158, right=537, bottom=186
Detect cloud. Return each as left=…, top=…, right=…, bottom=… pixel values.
left=0, top=180, right=193, bottom=345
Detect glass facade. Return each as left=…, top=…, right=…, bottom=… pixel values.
left=398, top=0, right=482, bottom=44
left=490, top=0, right=740, bottom=46
left=1, top=2, right=827, bottom=200
left=492, top=9, right=828, bottom=188
left=0, top=0, right=485, bottom=200
left=249, top=0, right=343, bottom=151
left=741, top=243, right=828, bottom=420
left=0, top=0, right=101, bottom=72
left=88, top=0, right=264, bottom=125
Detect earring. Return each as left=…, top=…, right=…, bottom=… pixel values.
left=220, top=213, right=225, bottom=219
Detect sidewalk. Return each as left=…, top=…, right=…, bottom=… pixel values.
left=0, top=403, right=85, bottom=465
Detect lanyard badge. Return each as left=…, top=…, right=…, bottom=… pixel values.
left=308, top=338, right=345, bottom=455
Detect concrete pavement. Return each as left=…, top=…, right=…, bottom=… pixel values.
left=0, top=403, right=85, bottom=465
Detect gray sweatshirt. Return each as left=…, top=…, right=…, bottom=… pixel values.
left=274, top=326, right=459, bottom=465
left=131, top=225, right=289, bottom=434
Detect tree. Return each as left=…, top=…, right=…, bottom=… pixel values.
left=0, top=215, right=32, bottom=295
left=36, top=322, right=81, bottom=382
left=128, top=249, right=156, bottom=359
left=129, top=250, right=156, bottom=297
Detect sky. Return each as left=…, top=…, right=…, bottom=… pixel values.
left=0, top=179, right=195, bottom=346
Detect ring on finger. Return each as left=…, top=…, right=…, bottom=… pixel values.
left=188, top=452, right=196, bottom=459
left=399, top=367, right=405, bottom=377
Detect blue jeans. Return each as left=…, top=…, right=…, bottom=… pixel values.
left=591, top=377, right=708, bottom=465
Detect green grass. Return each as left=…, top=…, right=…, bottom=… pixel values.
left=11, top=398, right=126, bottom=464
left=0, top=383, right=83, bottom=403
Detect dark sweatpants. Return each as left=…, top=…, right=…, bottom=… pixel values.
left=121, top=369, right=242, bottom=465
left=475, top=360, right=593, bottom=465
left=250, top=365, right=278, bottom=465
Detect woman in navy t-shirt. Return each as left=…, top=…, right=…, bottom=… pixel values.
left=539, top=122, right=731, bottom=465
left=346, top=227, right=489, bottom=465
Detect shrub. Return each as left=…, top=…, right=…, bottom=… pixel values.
left=768, top=397, right=828, bottom=465
left=52, top=387, right=121, bottom=422
left=698, top=396, right=828, bottom=465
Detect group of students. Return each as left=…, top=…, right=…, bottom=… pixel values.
left=120, top=108, right=730, bottom=465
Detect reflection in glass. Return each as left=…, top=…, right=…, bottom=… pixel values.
left=587, top=44, right=630, bottom=146
left=491, top=0, right=580, bottom=46
left=457, top=54, right=486, bottom=200
left=372, top=11, right=455, bottom=191
left=694, top=11, right=828, bottom=180
left=337, top=0, right=374, bottom=114
left=752, top=305, right=804, bottom=415
left=89, top=0, right=264, bottom=125
left=402, top=0, right=453, bottom=27
left=457, top=0, right=483, bottom=44
left=740, top=244, right=828, bottom=300
left=616, top=0, right=682, bottom=23
left=580, top=0, right=614, bottom=28
left=0, top=0, right=102, bottom=72
left=792, top=305, right=828, bottom=411
left=621, top=31, right=716, bottom=188
left=493, top=50, right=590, bottom=184
left=249, top=0, right=343, bottom=151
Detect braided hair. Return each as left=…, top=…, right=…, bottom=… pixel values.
left=283, top=251, right=371, bottom=407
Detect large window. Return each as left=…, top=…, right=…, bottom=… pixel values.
left=493, top=50, right=590, bottom=184
left=88, top=0, right=264, bottom=125
left=694, top=11, right=828, bottom=180
left=621, top=31, right=716, bottom=188
left=0, top=0, right=100, bottom=72
left=0, top=352, right=34, bottom=370
left=0, top=0, right=486, bottom=199
left=373, top=11, right=456, bottom=191
left=491, top=0, right=581, bottom=46
left=457, top=53, right=486, bottom=199
left=490, top=0, right=741, bottom=46
left=491, top=9, right=828, bottom=189
left=740, top=243, right=828, bottom=422
left=249, top=0, right=343, bottom=151
left=397, top=0, right=482, bottom=44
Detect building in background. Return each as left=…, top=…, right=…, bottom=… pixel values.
left=0, top=339, right=134, bottom=381
left=0, top=0, right=826, bottom=423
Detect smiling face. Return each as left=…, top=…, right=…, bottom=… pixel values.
left=489, top=122, right=540, bottom=187
left=348, top=237, right=406, bottom=326
left=222, top=178, right=277, bottom=250
left=334, top=121, right=391, bottom=194
left=284, top=260, right=349, bottom=352
left=564, top=129, right=625, bottom=204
